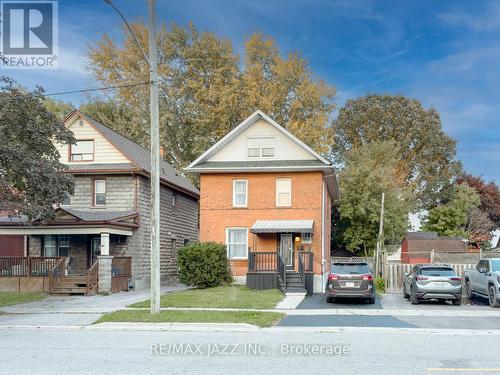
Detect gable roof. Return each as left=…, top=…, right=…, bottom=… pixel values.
left=63, top=109, right=199, bottom=198
left=186, top=110, right=332, bottom=170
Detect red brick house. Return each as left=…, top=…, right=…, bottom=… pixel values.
left=186, top=110, right=339, bottom=294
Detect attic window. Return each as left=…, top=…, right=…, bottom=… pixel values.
left=70, top=140, right=94, bottom=161
left=247, top=137, right=275, bottom=158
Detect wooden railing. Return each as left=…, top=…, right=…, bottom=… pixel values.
left=248, top=252, right=277, bottom=272
left=48, top=257, right=67, bottom=293
left=299, top=251, right=313, bottom=273
left=86, top=261, right=99, bottom=295
left=111, top=256, right=132, bottom=293
left=0, top=257, right=62, bottom=277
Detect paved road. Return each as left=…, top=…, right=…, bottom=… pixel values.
left=1, top=327, right=499, bottom=375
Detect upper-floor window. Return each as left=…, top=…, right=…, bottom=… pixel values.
left=70, top=140, right=94, bottom=161
left=60, top=193, right=71, bottom=207
left=233, top=179, right=248, bottom=207
left=247, top=137, right=275, bottom=158
left=172, top=193, right=177, bottom=209
left=276, top=178, right=291, bottom=207
left=94, top=179, right=106, bottom=206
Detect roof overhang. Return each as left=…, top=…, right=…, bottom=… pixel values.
left=251, top=220, right=314, bottom=234
left=0, top=226, right=133, bottom=236
left=187, top=165, right=334, bottom=173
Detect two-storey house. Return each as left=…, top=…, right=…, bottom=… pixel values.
left=186, top=110, right=339, bottom=294
left=0, top=109, right=199, bottom=294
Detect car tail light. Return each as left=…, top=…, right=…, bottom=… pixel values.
left=416, top=276, right=429, bottom=281
left=328, top=273, right=339, bottom=280
left=362, top=274, right=373, bottom=281
left=450, top=277, right=461, bottom=281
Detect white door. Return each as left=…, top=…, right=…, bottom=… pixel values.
left=279, top=234, right=293, bottom=268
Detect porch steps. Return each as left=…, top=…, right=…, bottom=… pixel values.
left=279, top=271, right=306, bottom=293
left=50, top=275, right=93, bottom=296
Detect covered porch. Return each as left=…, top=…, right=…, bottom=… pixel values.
left=246, top=220, right=314, bottom=295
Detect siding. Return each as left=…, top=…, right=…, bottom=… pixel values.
left=56, top=117, right=130, bottom=164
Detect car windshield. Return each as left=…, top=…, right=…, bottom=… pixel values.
left=491, top=260, right=500, bottom=272
left=331, top=263, right=371, bottom=275
left=420, top=267, right=456, bottom=276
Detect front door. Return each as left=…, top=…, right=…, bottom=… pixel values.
left=279, top=234, right=293, bottom=269
left=89, top=236, right=101, bottom=267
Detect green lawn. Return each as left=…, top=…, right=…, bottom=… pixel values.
left=95, top=309, right=285, bottom=328
left=129, top=285, right=284, bottom=309
left=0, top=292, right=46, bottom=307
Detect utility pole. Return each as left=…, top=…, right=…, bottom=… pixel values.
left=375, top=192, right=385, bottom=277
left=148, top=0, right=160, bottom=314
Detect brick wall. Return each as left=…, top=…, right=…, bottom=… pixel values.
left=199, top=171, right=330, bottom=276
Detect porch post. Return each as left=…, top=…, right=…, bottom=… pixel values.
left=98, top=233, right=112, bottom=293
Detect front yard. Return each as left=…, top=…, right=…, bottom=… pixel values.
left=0, top=292, right=46, bottom=307
left=96, top=310, right=284, bottom=328
left=129, top=285, right=284, bottom=309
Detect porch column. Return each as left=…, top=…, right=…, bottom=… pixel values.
left=100, top=233, right=110, bottom=255
left=98, top=232, right=112, bottom=293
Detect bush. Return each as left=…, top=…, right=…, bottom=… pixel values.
left=374, top=276, right=385, bottom=295
left=177, top=242, right=233, bottom=288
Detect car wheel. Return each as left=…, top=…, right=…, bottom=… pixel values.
left=465, top=279, right=473, bottom=299
left=452, top=298, right=462, bottom=306
left=410, top=288, right=419, bottom=305
left=488, top=285, right=500, bottom=308
left=368, top=297, right=375, bottom=304
left=326, top=297, right=334, bottom=303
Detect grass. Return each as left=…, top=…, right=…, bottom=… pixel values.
left=129, top=285, right=284, bottom=309
left=0, top=292, right=46, bottom=307
left=95, top=309, right=285, bottom=328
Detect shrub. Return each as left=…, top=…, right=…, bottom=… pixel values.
left=374, top=276, right=385, bottom=295
left=177, top=242, right=233, bottom=288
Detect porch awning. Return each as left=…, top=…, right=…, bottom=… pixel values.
left=251, top=220, right=314, bottom=234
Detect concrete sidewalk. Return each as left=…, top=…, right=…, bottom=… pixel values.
left=0, top=285, right=186, bottom=326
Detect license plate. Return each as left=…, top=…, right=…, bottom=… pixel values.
left=345, top=282, right=355, bottom=288
left=434, top=282, right=445, bottom=286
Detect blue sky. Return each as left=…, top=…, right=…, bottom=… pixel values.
left=5, top=0, right=500, bottom=183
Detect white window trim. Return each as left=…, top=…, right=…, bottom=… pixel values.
left=232, top=179, right=248, bottom=208
left=225, top=227, right=248, bottom=260
left=94, top=179, right=106, bottom=207
left=246, top=136, right=276, bottom=160
left=276, top=178, right=292, bottom=207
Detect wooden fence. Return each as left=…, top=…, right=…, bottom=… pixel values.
left=384, top=263, right=476, bottom=291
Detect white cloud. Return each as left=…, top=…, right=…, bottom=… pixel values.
left=439, top=1, right=500, bottom=32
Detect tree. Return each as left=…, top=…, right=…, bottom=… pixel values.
left=86, top=23, right=335, bottom=171
left=336, top=141, right=415, bottom=255
left=457, top=173, right=500, bottom=228
left=333, top=94, right=461, bottom=209
left=465, top=208, right=495, bottom=246
left=44, top=97, right=73, bottom=120
left=0, top=77, right=75, bottom=221
left=422, top=183, right=481, bottom=239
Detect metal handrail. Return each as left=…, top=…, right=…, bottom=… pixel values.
left=277, top=253, right=286, bottom=292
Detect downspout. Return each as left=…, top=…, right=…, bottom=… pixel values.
left=321, top=178, right=326, bottom=293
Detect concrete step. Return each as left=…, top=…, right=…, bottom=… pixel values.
left=51, top=287, right=87, bottom=294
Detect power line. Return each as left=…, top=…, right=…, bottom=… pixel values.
left=0, top=81, right=150, bottom=103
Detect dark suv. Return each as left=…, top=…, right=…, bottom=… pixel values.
left=326, top=261, right=375, bottom=304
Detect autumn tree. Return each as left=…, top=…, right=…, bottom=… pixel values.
left=336, top=141, right=415, bottom=255
left=422, top=183, right=482, bottom=239
left=333, top=94, right=460, bottom=209
left=86, top=23, right=335, bottom=171
left=0, top=77, right=75, bottom=221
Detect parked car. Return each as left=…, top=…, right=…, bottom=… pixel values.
left=464, top=258, right=500, bottom=308
left=403, top=264, right=462, bottom=305
left=326, top=261, right=375, bottom=304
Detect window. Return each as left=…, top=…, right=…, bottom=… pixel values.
left=301, top=233, right=312, bottom=244
left=233, top=179, right=248, bottom=207
left=70, top=140, right=94, bottom=161
left=247, top=137, right=275, bottom=158
left=60, top=193, right=71, bottom=207
left=94, top=179, right=106, bottom=206
left=276, top=178, right=291, bottom=207
left=57, top=235, right=70, bottom=257
left=43, top=235, right=57, bottom=257
left=172, top=193, right=177, bottom=209
left=183, top=239, right=190, bottom=246
left=170, top=238, right=176, bottom=257
left=226, top=228, right=248, bottom=259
